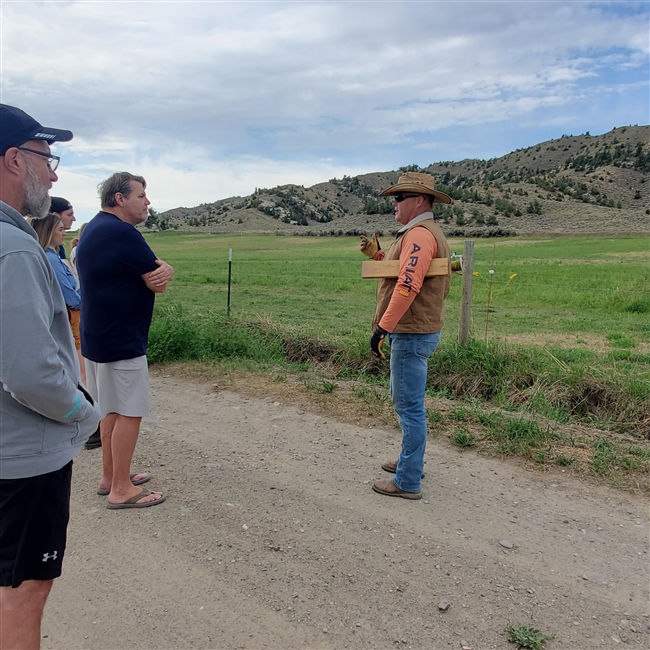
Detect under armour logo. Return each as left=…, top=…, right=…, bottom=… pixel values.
left=42, top=551, right=58, bottom=562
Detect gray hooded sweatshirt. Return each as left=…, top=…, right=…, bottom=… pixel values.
left=0, top=200, right=101, bottom=479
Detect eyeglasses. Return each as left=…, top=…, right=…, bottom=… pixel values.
left=17, top=147, right=60, bottom=172
left=393, top=193, right=422, bottom=203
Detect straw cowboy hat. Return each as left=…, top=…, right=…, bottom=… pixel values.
left=380, top=171, right=452, bottom=204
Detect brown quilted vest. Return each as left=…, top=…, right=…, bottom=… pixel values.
left=372, top=219, right=450, bottom=333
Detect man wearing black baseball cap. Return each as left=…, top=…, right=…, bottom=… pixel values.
left=0, top=104, right=72, bottom=220
left=0, top=104, right=100, bottom=649
left=0, top=103, right=73, bottom=153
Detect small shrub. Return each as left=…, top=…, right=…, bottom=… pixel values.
left=625, top=299, right=650, bottom=314
left=426, top=387, right=452, bottom=399
left=629, top=445, right=650, bottom=459
left=526, top=200, right=543, bottom=214
left=320, top=380, right=338, bottom=393
left=452, top=428, right=476, bottom=448
left=592, top=438, right=615, bottom=474
left=351, top=385, right=389, bottom=410
left=506, top=418, right=544, bottom=441
left=606, top=333, right=636, bottom=349
left=485, top=415, right=556, bottom=457
left=451, top=406, right=471, bottom=421
left=426, top=408, right=444, bottom=424
left=507, top=622, right=554, bottom=649
left=592, top=439, right=650, bottom=475
left=476, top=411, right=500, bottom=426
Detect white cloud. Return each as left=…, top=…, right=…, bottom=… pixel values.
left=53, top=149, right=371, bottom=224
left=2, top=0, right=647, bottom=215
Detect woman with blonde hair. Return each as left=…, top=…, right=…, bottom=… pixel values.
left=31, top=213, right=86, bottom=385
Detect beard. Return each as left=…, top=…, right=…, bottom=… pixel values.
left=21, top=158, right=51, bottom=220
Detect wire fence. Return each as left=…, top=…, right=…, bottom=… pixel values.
left=161, top=254, right=649, bottom=351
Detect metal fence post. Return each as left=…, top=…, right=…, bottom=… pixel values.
left=458, top=240, right=474, bottom=345
left=227, top=248, right=232, bottom=316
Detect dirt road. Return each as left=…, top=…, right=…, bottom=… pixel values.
left=43, top=370, right=649, bottom=649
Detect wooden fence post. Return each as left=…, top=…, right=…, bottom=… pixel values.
left=458, top=240, right=474, bottom=345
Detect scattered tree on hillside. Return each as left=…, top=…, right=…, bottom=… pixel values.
left=144, top=207, right=158, bottom=229
left=362, top=197, right=394, bottom=214
left=432, top=204, right=454, bottom=222
left=634, top=142, right=650, bottom=172
left=473, top=209, right=485, bottom=224
left=494, top=198, right=517, bottom=217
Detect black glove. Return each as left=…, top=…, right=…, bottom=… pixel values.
left=370, top=326, right=389, bottom=359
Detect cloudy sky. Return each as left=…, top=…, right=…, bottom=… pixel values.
left=2, top=1, right=648, bottom=223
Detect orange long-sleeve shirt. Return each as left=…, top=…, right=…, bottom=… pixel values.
left=375, top=227, right=438, bottom=332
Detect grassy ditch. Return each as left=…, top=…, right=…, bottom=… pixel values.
left=148, top=309, right=649, bottom=440
left=443, top=406, right=650, bottom=489
left=427, top=338, right=649, bottom=438
left=148, top=305, right=286, bottom=365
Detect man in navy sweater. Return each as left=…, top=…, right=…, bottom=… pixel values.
left=78, top=172, right=173, bottom=509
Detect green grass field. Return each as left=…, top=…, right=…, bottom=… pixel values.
left=71, top=230, right=650, bottom=486
left=144, top=232, right=649, bottom=351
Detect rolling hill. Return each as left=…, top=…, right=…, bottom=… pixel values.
left=148, top=125, right=650, bottom=236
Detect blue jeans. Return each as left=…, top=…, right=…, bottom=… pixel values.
left=389, top=331, right=441, bottom=493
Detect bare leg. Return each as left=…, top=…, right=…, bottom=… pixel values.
left=106, top=415, right=160, bottom=505
left=98, top=414, right=148, bottom=494
left=0, top=579, right=53, bottom=650
left=99, top=413, right=118, bottom=489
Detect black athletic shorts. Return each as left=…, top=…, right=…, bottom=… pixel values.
left=0, top=461, right=72, bottom=588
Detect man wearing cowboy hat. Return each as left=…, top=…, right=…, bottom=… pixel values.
left=360, top=171, right=451, bottom=500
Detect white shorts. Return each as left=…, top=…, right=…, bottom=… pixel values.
left=85, top=355, right=150, bottom=418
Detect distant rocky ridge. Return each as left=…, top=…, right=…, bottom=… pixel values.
left=148, top=126, right=650, bottom=236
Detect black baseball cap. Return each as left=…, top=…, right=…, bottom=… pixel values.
left=50, top=197, right=72, bottom=213
left=0, top=104, right=73, bottom=156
